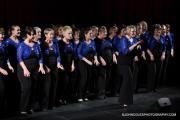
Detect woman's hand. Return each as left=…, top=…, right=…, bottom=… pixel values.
left=57, top=63, right=64, bottom=70
left=23, top=68, right=30, bottom=77
left=0, top=68, right=8, bottom=76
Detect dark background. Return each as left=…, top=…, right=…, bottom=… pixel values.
left=0, top=0, right=179, bottom=86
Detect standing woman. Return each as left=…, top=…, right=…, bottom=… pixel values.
left=5, top=25, right=22, bottom=113
left=41, top=28, right=64, bottom=110
left=0, top=28, right=14, bottom=114
left=72, top=28, right=81, bottom=100
left=77, top=28, right=99, bottom=102
left=17, top=27, right=45, bottom=114
left=114, top=25, right=141, bottom=107
left=58, top=26, right=75, bottom=104
left=146, top=24, right=166, bottom=92
left=162, top=24, right=174, bottom=85
left=94, top=26, right=116, bottom=99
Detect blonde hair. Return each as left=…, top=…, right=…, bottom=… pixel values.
left=126, top=25, right=134, bottom=34
left=62, top=26, right=72, bottom=32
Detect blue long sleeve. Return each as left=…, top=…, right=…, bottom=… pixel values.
left=77, top=40, right=96, bottom=60
left=17, top=42, right=42, bottom=63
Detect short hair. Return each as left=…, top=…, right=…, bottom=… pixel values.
left=99, top=26, right=107, bottom=33
left=33, top=27, right=41, bottom=33
left=152, top=24, right=161, bottom=32
left=23, top=26, right=35, bottom=38
left=109, top=25, right=118, bottom=34
left=44, top=28, right=54, bottom=35
left=83, top=27, right=92, bottom=35
left=166, top=24, right=171, bottom=29
left=63, top=26, right=72, bottom=32
left=117, top=24, right=126, bottom=34
left=73, top=27, right=80, bottom=35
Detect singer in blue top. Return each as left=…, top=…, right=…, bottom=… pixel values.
left=41, top=28, right=64, bottom=110
left=77, top=27, right=99, bottom=102
left=4, top=25, right=23, bottom=113
left=17, top=27, right=45, bottom=114
left=0, top=28, right=14, bottom=113
left=58, top=26, right=75, bottom=104
left=146, top=24, right=166, bottom=92
left=161, top=24, right=175, bottom=84
left=94, top=26, right=116, bottom=100
left=114, top=25, right=141, bottom=107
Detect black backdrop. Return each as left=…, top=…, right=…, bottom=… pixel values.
left=0, top=0, right=179, bottom=85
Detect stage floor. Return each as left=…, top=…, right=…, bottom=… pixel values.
left=1, top=87, right=179, bottom=120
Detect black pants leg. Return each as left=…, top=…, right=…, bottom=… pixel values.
left=0, top=78, right=5, bottom=113
left=78, top=61, right=88, bottom=99
left=132, top=61, right=139, bottom=92
left=39, top=73, right=51, bottom=109
left=117, top=65, right=133, bottom=105
left=48, top=68, right=58, bottom=108
left=96, top=66, right=106, bottom=98
left=155, top=60, right=163, bottom=89
left=18, top=66, right=32, bottom=112
left=147, top=61, right=156, bottom=92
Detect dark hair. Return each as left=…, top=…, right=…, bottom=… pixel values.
left=23, top=26, right=35, bottom=39
left=116, top=24, right=126, bottom=35
left=83, top=27, right=91, bottom=35
left=152, top=24, right=161, bottom=32
left=166, top=24, right=171, bottom=29
left=73, top=27, right=80, bottom=35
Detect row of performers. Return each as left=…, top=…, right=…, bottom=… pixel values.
left=0, top=21, right=174, bottom=115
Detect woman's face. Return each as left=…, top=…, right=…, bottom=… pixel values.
left=161, top=26, right=167, bottom=35
left=73, top=31, right=80, bottom=41
left=12, top=26, right=21, bottom=37
left=136, top=25, right=143, bottom=35
left=45, top=31, right=54, bottom=42
left=27, top=32, right=35, bottom=42
left=63, top=29, right=72, bottom=40
left=127, top=28, right=134, bottom=38
left=0, top=33, right=4, bottom=41
left=85, top=30, right=93, bottom=41
left=99, top=30, right=107, bottom=39
left=154, top=29, right=161, bottom=37
left=35, top=29, right=41, bottom=39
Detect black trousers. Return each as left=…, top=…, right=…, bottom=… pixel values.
left=44, top=56, right=59, bottom=109
left=96, top=65, right=106, bottom=97
left=162, top=51, right=171, bottom=86
left=132, top=61, right=141, bottom=92
left=17, top=58, right=39, bottom=112
left=70, top=60, right=79, bottom=98
left=5, top=69, right=21, bottom=113
left=48, top=68, right=58, bottom=108
left=39, top=73, right=50, bottom=109
left=78, top=61, right=92, bottom=99
left=0, top=77, right=5, bottom=113
left=59, top=64, right=72, bottom=101
left=105, top=64, right=112, bottom=94
left=116, top=56, right=133, bottom=105
left=147, top=60, right=163, bottom=92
